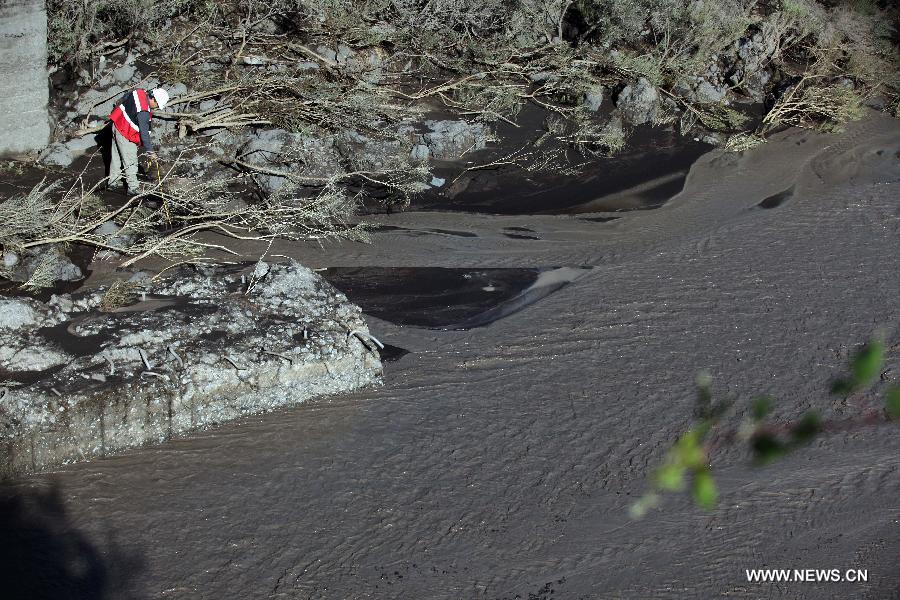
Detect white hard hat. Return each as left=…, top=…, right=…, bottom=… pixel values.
left=151, top=88, right=170, bottom=109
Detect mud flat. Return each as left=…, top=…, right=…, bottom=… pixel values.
left=2, top=113, right=899, bottom=599
left=0, top=262, right=381, bottom=477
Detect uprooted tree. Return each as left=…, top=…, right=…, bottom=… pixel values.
left=1, top=0, right=896, bottom=285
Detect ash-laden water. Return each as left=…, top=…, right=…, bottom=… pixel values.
left=319, top=266, right=591, bottom=329
left=3, top=113, right=900, bottom=599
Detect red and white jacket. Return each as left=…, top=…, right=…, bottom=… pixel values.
left=110, top=89, right=152, bottom=146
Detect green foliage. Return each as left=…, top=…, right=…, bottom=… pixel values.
left=582, top=0, right=754, bottom=87
left=692, top=468, right=718, bottom=510
left=762, top=79, right=865, bottom=134
left=634, top=335, right=897, bottom=517
left=724, top=132, right=766, bottom=153
left=751, top=396, right=773, bottom=421
left=831, top=339, right=884, bottom=394
left=887, top=388, right=900, bottom=421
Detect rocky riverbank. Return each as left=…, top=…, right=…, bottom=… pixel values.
left=0, top=261, right=381, bottom=476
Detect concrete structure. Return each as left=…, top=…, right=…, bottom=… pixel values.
left=0, top=0, right=50, bottom=156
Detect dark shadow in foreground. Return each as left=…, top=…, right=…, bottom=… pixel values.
left=0, top=481, right=144, bottom=599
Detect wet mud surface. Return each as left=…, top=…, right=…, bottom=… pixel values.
left=4, top=114, right=900, bottom=599
left=320, top=266, right=588, bottom=329
left=414, top=105, right=711, bottom=216
left=758, top=185, right=795, bottom=209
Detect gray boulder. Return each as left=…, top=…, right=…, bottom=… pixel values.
left=0, top=297, right=39, bottom=330
left=240, top=128, right=343, bottom=195
left=112, top=64, right=136, bottom=83
left=39, top=143, right=74, bottom=167
left=64, top=135, right=98, bottom=156
left=728, top=29, right=778, bottom=101
left=422, top=120, right=489, bottom=160
left=336, top=44, right=355, bottom=64
left=616, top=78, right=659, bottom=125
left=315, top=45, right=338, bottom=63
left=583, top=85, right=605, bottom=112
left=168, top=82, right=188, bottom=97
left=76, top=86, right=126, bottom=118
left=11, top=246, right=83, bottom=285
left=410, top=144, right=430, bottom=163
left=694, top=79, right=727, bottom=104
left=335, top=130, right=406, bottom=171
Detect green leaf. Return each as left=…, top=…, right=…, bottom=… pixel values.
left=674, top=428, right=707, bottom=469
left=830, top=378, right=854, bottom=395
left=851, top=341, right=884, bottom=386
left=654, top=463, right=686, bottom=491
left=692, top=468, right=718, bottom=511
left=752, top=396, right=773, bottom=421
left=886, top=387, right=900, bottom=421
left=629, top=492, right=660, bottom=519
left=752, top=433, right=787, bottom=466
left=790, top=412, right=822, bottom=445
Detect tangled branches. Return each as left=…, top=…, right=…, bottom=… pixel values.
left=0, top=150, right=370, bottom=272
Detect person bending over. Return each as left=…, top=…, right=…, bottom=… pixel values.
left=108, top=87, right=169, bottom=196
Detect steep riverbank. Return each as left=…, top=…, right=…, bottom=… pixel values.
left=2, top=112, right=899, bottom=598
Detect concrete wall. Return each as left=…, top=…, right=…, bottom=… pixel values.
left=0, top=0, right=50, bottom=157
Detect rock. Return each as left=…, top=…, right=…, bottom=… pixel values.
left=39, top=143, right=74, bottom=167
left=240, top=129, right=343, bottom=195
left=700, top=133, right=723, bottom=145
left=199, top=99, right=217, bottom=111
left=297, top=62, right=320, bottom=71
left=76, top=86, right=126, bottom=118
left=430, top=176, right=446, bottom=187
left=93, top=221, right=121, bottom=236
left=58, top=262, right=82, bottom=282
left=168, top=82, right=188, bottom=97
left=528, top=71, right=557, bottom=83
left=127, top=271, right=153, bottom=285
left=3, top=252, right=19, bottom=269
left=64, top=135, right=98, bottom=156
left=0, top=261, right=382, bottom=477
left=96, top=73, right=115, bottom=89
left=583, top=85, right=605, bottom=112
left=336, top=44, right=355, bottom=64
left=251, top=260, right=271, bottom=281
left=728, top=30, right=778, bottom=101
left=334, top=129, right=406, bottom=171
left=616, top=78, right=659, bottom=125
left=600, top=113, right=624, bottom=143
left=695, top=79, right=727, bottom=104
left=315, top=45, right=338, bottom=63
left=48, top=293, right=74, bottom=314
left=0, top=297, right=39, bottom=330
left=112, top=64, right=136, bottom=83
left=14, top=246, right=83, bottom=284
left=342, top=48, right=385, bottom=84
left=422, top=120, right=489, bottom=160
left=410, top=144, right=430, bottom=163
left=369, top=23, right=397, bottom=41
